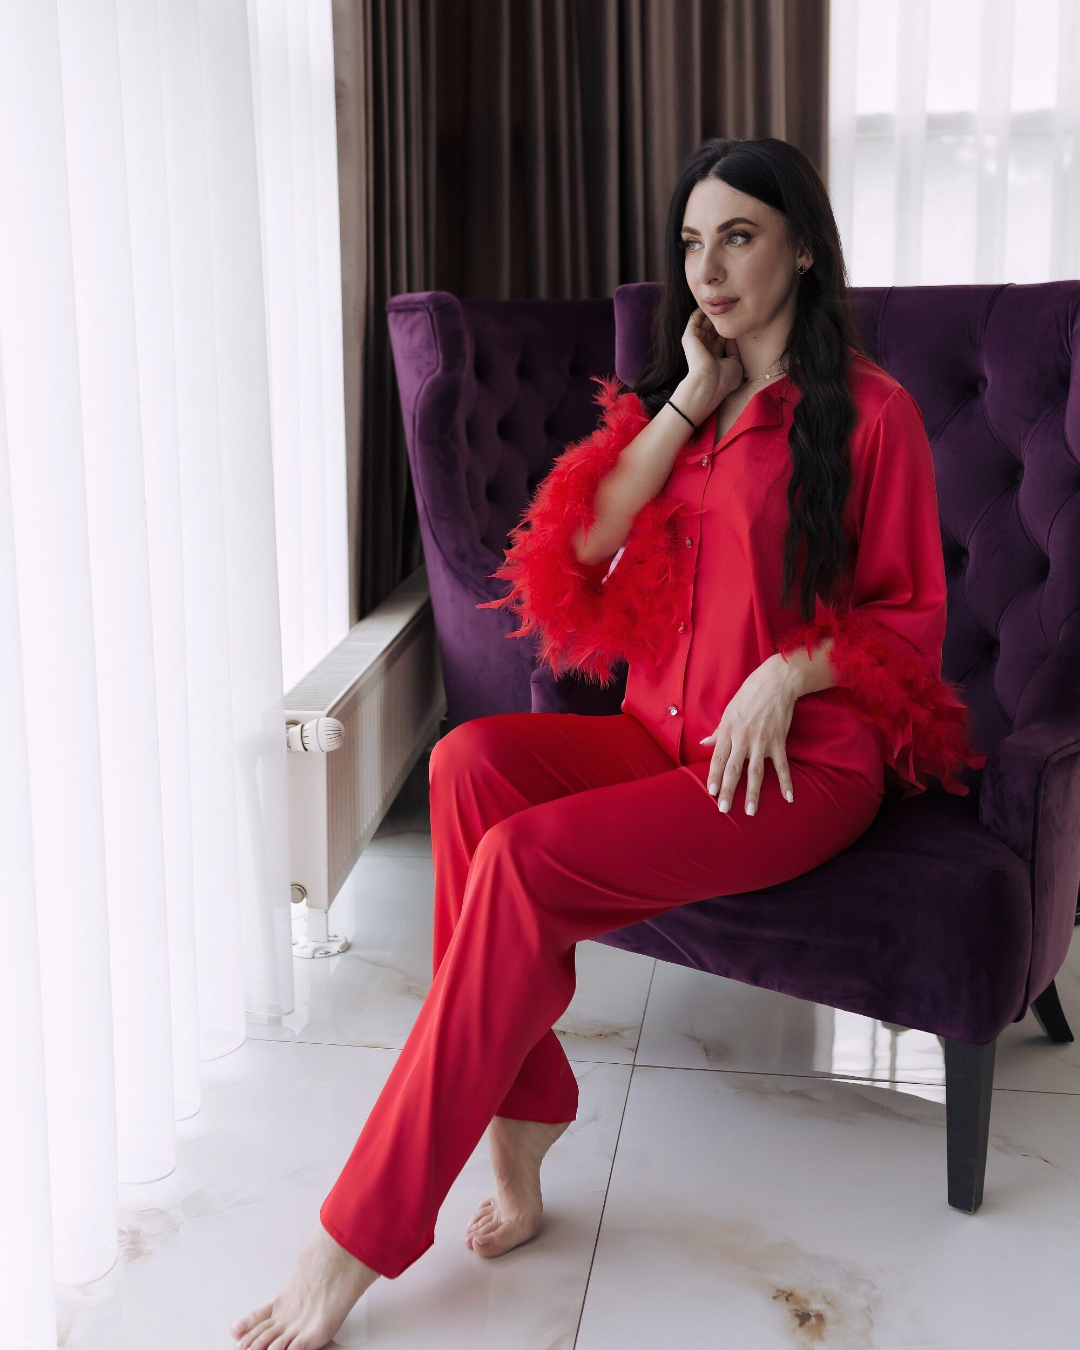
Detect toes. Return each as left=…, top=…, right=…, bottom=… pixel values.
left=232, top=1306, right=273, bottom=1340
left=245, top=1323, right=280, bottom=1350
left=237, top=1319, right=267, bottom=1350
left=466, top=1200, right=495, bottom=1234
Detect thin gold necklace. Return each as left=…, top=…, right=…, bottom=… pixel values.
left=742, top=359, right=789, bottom=386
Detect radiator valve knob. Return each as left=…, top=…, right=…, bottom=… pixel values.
left=286, top=717, right=344, bottom=753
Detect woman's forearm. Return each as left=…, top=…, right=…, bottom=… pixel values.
left=571, top=373, right=718, bottom=566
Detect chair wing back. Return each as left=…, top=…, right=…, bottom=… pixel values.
left=614, top=280, right=1080, bottom=769
left=387, top=289, right=616, bottom=724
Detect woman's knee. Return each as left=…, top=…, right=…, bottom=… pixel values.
left=428, top=718, right=481, bottom=785
left=428, top=713, right=528, bottom=788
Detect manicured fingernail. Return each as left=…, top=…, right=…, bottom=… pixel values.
left=708, top=782, right=718, bottom=795
left=745, top=801, right=756, bottom=816
left=785, top=790, right=793, bottom=803
left=699, top=736, right=709, bottom=744
left=719, top=800, right=729, bottom=812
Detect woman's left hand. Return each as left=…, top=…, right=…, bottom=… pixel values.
left=699, top=653, right=798, bottom=815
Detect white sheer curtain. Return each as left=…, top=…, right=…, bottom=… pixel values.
left=829, top=0, right=1080, bottom=285
left=249, top=0, right=349, bottom=693
left=0, top=2, right=346, bottom=1344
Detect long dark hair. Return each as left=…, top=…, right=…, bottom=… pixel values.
left=633, top=137, right=870, bottom=621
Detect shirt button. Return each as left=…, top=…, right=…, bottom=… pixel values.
left=700, top=456, right=708, bottom=466
left=684, top=536, right=693, bottom=548
left=667, top=704, right=678, bottom=716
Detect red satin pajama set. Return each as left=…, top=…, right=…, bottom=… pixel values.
left=319, top=352, right=984, bottom=1278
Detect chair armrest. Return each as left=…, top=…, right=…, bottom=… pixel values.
left=978, top=715, right=1080, bottom=862
left=529, top=662, right=627, bottom=716
left=979, top=713, right=1080, bottom=1008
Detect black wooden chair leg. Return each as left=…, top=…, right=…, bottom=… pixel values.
left=942, top=1037, right=996, bottom=1213
left=1030, top=979, right=1074, bottom=1043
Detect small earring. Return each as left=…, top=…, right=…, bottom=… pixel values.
left=797, top=265, right=808, bottom=275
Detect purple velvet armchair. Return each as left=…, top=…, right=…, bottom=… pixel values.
left=387, top=281, right=1080, bottom=1213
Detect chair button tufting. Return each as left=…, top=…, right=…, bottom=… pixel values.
left=678, top=621, right=686, bottom=632
left=684, top=536, right=693, bottom=548
left=700, top=456, right=709, bottom=466
left=668, top=704, right=678, bottom=716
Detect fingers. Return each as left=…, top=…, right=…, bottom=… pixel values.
left=716, top=741, right=745, bottom=814
left=705, top=734, right=746, bottom=814
left=742, top=754, right=764, bottom=816
left=706, top=739, right=796, bottom=815
left=705, top=736, right=729, bottom=802
left=773, top=745, right=795, bottom=805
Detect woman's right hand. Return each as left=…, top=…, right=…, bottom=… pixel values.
left=678, top=307, right=744, bottom=418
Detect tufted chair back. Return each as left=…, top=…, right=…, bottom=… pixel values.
left=386, top=290, right=616, bottom=726
left=614, top=280, right=1080, bottom=775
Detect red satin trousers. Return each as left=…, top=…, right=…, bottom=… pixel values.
left=318, top=710, right=882, bottom=1278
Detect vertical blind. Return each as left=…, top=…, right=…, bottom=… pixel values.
left=829, top=0, right=1080, bottom=284
left=0, top=1, right=347, bottom=1344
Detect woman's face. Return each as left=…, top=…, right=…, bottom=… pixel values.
left=680, top=176, right=811, bottom=346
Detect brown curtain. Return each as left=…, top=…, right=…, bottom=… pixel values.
left=332, top=0, right=829, bottom=623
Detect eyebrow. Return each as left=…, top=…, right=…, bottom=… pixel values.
left=680, top=217, right=758, bottom=235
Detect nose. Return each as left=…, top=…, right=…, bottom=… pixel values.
left=694, top=242, right=725, bottom=285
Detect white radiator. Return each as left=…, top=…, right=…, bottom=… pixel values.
left=284, top=564, right=445, bottom=955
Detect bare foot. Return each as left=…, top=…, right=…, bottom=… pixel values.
left=465, top=1115, right=570, bottom=1258
left=230, top=1221, right=380, bottom=1350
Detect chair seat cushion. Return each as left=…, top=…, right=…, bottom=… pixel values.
left=593, top=788, right=1031, bottom=1044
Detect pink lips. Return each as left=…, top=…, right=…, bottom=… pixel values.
left=703, top=297, right=737, bottom=313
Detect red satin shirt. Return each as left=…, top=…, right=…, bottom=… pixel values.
left=479, top=352, right=985, bottom=797
left=619, top=355, right=941, bottom=791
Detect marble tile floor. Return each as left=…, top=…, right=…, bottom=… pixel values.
left=57, top=750, right=1080, bottom=1349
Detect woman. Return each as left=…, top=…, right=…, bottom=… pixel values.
left=231, top=136, right=984, bottom=1350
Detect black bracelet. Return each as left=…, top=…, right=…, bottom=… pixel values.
left=666, top=397, right=697, bottom=430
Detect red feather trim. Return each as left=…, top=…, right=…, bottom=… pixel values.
left=776, top=606, right=987, bottom=797
left=476, top=376, right=692, bottom=684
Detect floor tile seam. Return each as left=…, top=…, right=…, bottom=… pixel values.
left=243, top=1034, right=1080, bottom=1098
left=572, top=959, right=658, bottom=1348
left=630, top=1059, right=945, bottom=1084
left=627, top=1059, right=1080, bottom=1096
left=245, top=1029, right=643, bottom=1069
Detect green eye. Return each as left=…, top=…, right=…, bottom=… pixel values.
left=680, top=232, right=751, bottom=250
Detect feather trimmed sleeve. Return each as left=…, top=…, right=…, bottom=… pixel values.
left=776, top=384, right=986, bottom=797
left=476, top=375, right=691, bottom=685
